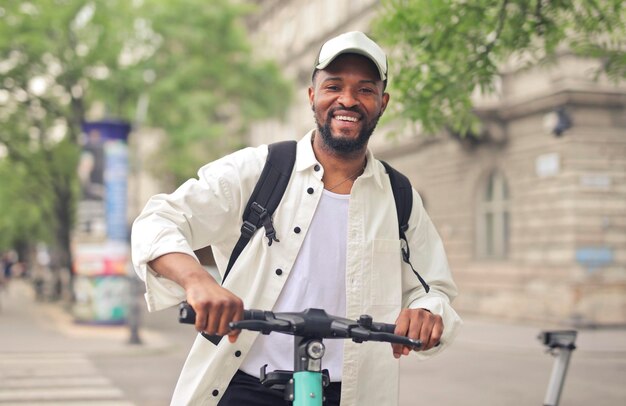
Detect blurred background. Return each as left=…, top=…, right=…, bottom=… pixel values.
left=1, top=0, right=625, bottom=405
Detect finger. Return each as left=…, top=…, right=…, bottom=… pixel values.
left=418, top=314, right=444, bottom=351
left=192, top=302, right=208, bottom=333
left=217, top=305, right=233, bottom=336
left=227, top=324, right=242, bottom=343
left=205, top=303, right=222, bottom=335
left=227, top=300, right=244, bottom=343
left=428, top=318, right=444, bottom=349
left=419, top=317, right=435, bottom=350
left=393, top=310, right=411, bottom=358
left=219, top=296, right=242, bottom=336
left=391, top=342, right=406, bottom=358
left=404, top=312, right=423, bottom=355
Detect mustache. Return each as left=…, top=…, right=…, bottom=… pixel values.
left=327, top=105, right=365, bottom=119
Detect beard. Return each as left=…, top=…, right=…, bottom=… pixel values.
left=314, top=106, right=382, bottom=155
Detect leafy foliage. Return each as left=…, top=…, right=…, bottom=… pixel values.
left=0, top=1, right=291, bottom=260
left=0, top=0, right=146, bottom=256
left=372, top=0, right=626, bottom=135
left=138, top=0, right=292, bottom=182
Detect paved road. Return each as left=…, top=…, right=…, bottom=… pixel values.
left=2, top=279, right=625, bottom=405
left=399, top=318, right=626, bottom=405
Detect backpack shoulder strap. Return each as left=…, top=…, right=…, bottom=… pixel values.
left=223, top=140, right=297, bottom=283
left=380, top=160, right=430, bottom=293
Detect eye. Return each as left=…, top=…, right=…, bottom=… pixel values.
left=360, top=87, right=375, bottom=94
left=326, top=85, right=340, bottom=91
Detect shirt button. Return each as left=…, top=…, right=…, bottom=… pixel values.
left=314, top=164, right=321, bottom=171
left=212, top=390, right=219, bottom=397
left=235, top=350, right=242, bottom=357
left=275, top=269, right=283, bottom=276
left=307, top=187, right=314, bottom=194
left=294, top=227, right=301, bottom=234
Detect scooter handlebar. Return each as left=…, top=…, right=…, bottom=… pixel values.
left=178, top=302, right=420, bottom=349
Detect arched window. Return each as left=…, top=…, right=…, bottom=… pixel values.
left=476, top=170, right=510, bottom=259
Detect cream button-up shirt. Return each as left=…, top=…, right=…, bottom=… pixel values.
left=131, top=131, right=462, bottom=406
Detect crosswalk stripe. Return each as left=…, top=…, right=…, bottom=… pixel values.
left=3, top=402, right=135, bottom=406
left=0, top=387, right=125, bottom=401
left=2, top=376, right=112, bottom=388
left=0, top=352, right=86, bottom=359
left=0, top=352, right=135, bottom=405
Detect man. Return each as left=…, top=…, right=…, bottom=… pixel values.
left=132, top=31, right=461, bottom=406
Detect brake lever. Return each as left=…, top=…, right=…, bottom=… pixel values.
left=375, top=332, right=422, bottom=350
left=349, top=327, right=422, bottom=349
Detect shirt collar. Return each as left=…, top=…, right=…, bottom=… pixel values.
left=295, top=130, right=319, bottom=172
left=363, top=147, right=385, bottom=190
left=296, top=129, right=385, bottom=190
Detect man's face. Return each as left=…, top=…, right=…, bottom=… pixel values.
left=309, top=54, right=389, bottom=155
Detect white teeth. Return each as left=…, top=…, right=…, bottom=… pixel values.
left=335, top=115, right=358, bottom=122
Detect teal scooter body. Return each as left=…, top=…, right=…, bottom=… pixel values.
left=293, top=371, right=323, bottom=406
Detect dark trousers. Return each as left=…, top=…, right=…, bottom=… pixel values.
left=218, top=369, right=341, bottom=406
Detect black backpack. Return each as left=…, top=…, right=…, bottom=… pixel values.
left=223, top=140, right=430, bottom=293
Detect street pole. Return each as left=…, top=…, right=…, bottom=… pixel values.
left=127, top=271, right=143, bottom=345
left=127, top=92, right=150, bottom=345
left=538, top=330, right=577, bottom=406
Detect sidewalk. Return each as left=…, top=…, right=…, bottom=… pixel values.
left=0, top=279, right=185, bottom=406
left=0, top=278, right=171, bottom=355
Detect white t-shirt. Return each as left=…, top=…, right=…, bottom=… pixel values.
left=240, top=189, right=349, bottom=381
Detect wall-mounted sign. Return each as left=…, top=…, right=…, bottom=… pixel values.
left=575, top=246, right=613, bottom=273
left=535, top=153, right=560, bottom=178
left=580, top=173, right=611, bottom=190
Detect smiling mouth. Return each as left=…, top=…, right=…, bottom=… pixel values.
left=334, top=115, right=359, bottom=123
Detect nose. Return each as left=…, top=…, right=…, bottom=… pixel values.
left=337, top=88, right=358, bottom=108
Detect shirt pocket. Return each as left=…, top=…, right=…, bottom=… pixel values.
left=370, top=239, right=402, bottom=306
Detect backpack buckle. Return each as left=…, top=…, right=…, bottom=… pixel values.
left=250, top=201, right=266, bottom=216
left=240, top=221, right=257, bottom=239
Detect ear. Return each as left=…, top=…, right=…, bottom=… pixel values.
left=308, top=86, right=315, bottom=109
left=380, top=92, right=390, bottom=115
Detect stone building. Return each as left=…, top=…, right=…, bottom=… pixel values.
left=244, top=0, right=626, bottom=326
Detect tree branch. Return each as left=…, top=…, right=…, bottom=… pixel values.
left=485, top=0, right=510, bottom=55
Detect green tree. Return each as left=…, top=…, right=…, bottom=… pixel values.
left=138, top=0, right=291, bottom=182
left=0, top=0, right=291, bottom=297
left=372, top=0, right=626, bottom=135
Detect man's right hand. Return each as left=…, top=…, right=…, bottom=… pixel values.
left=148, top=253, right=244, bottom=343
left=185, top=276, right=244, bottom=342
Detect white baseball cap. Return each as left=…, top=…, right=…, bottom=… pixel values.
left=314, top=31, right=387, bottom=81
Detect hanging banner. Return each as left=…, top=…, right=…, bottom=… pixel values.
left=73, top=275, right=130, bottom=324
left=73, top=242, right=128, bottom=277
left=74, top=120, right=131, bottom=324
left=104, top=140, right=129, bottom=241
left=77, top=120, right=131, bottom=240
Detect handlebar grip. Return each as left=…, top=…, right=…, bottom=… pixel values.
left=178, top=302, right=259, bottom=324
left=372, top=322, right=396, bottom=334
left=244, top=309, right=267, bottom=321
left=179, top=302, right=196, bottom=324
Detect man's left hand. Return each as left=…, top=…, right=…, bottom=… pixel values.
left=392, top=308, right=443, bottom=358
